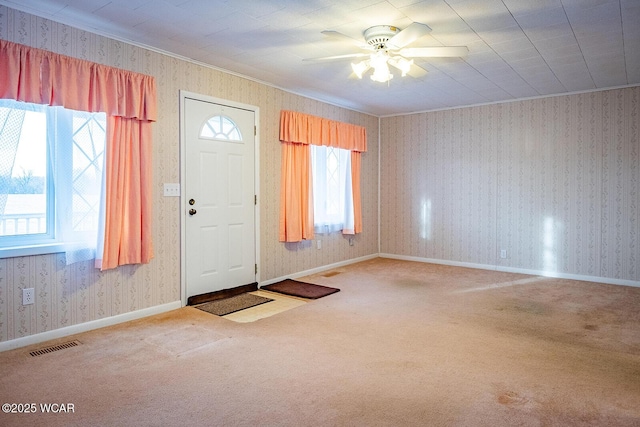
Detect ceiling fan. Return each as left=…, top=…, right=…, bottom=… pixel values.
left=304, top=23, right=468, bottom=83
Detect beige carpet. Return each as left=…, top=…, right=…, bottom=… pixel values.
left=0, top=258, right=639, bottom=426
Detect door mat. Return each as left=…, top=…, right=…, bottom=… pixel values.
left=261, top=279, right=340, bottom=299
left=195, top=293, right=273, bottom=316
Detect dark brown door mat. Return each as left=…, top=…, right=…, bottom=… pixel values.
left=261, top=279, right=340, bottom=299
left=187, top=282, right=258, bottom=306
left=195, top=293, right=273, bottom=316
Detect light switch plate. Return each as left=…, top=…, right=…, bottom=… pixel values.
left=163, top=183, right=180, bottom=197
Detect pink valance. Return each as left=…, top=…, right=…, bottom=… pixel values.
left=0, top=39, right=156, bottom=121
left=279, top=110, right=367, bottom=152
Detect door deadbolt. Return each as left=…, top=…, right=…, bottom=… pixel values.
left=189, top=199, right=195, bottom=205
left=189, top=208, right=197, bottom=216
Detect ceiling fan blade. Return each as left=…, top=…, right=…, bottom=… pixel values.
left=303, top=53, right=370, bottom=62
left=407, top=63, right=428, bottom=78
left=398, top=46, right=469, bottom=58
left=387, top=22, right=431, bottom=49
left=321, top=30, right=371, bottom=50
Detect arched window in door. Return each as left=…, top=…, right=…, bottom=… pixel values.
left=200, top=115, right=242, bottom=141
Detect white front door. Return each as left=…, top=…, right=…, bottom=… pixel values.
left=183, top=96, right=256, bottom=300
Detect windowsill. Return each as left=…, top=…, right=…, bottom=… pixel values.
left=0, top=243, right=66, bottom=259
left=314, top=225, right=346, bottom=234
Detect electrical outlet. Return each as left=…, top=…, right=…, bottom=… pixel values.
left=316, top=240, right=322, bottom=250
left=163, top=183, right=180, bottom=197
left=22, top=288, right=35, bottom=305
left=349, top=237, right=354, bottom=246
left=500, top=249, right=507, bottom=259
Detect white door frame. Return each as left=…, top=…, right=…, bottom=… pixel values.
left=179, top=90, right=260, bottom=306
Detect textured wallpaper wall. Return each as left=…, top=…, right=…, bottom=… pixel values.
left=381, top=88, right=639, bottom=283
left=0, top=6, right=379, bottom=344
left=3, top=4, right=637, bottom=347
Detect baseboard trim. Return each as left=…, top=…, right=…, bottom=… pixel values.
left=259, top=254, right=378, bottom=287
left=379, top=253, right=640, bottom=288
left=0, top=300, right=182, bottom=353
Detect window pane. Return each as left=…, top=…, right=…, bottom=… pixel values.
left=71, top=111, right=106, bottom=232
left=199, top=115, right=242, bottom=141
left=0, top=105, right=47, bottom=237
left=0, top=100, right=105, bottom=257
left=311, top=145, right=353, bottom=234
left=326, top=147, right=341, bottom=215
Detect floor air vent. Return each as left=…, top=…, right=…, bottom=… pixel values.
left=29, top=340, right=81, bottom=357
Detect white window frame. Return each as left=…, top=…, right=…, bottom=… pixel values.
left=311, top=144, right=354, bottom=234
left=0, top=99, right=105, bottom=259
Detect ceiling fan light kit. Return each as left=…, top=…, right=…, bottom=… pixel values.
left=307, top=22, right=468, bottom=84
left=353, top=25, right=402, bottom=83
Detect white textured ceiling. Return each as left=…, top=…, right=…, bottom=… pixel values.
left=1, top=0, right=638, bottom=116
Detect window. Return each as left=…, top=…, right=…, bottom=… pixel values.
left=278, top=110, right=365, bottom=243
left=200, top=115, right=241, bottom=141
left=0, top=99, right=106, bottom=259
left=311, top=145, right=354, bottom=234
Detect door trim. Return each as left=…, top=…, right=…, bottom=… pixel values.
left=179, top=91, right=260, bottom=306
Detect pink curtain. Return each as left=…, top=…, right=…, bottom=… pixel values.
left=100, top=116, right=154, bottom=269
left=279, top=142, right=314, bottom=242
left=279, top=110, right=366, bottom=242
left=0, top=40, right=157, bottom=269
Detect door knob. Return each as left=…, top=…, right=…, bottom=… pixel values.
left=189, top=199, right=195, bottom=205
left=189, top=208, right=197, bottom=216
